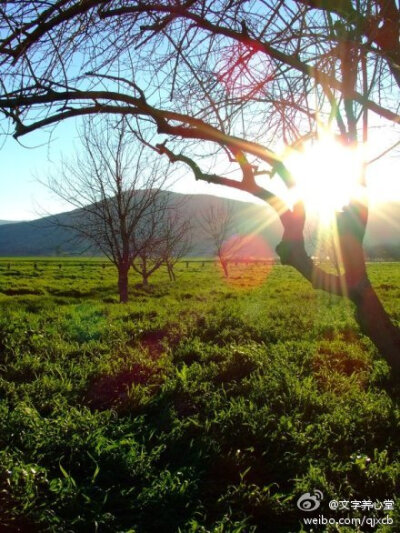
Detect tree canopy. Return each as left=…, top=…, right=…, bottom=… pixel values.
left=1, top=2, right=399, bottom=190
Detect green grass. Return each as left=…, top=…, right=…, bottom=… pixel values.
left=0, top=260, right=399, bottom=532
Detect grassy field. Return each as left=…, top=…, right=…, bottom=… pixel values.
left=0, top=259, right=399, bottom=532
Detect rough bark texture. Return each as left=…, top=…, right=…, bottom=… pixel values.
left=118, top=265, right=129, bottom=303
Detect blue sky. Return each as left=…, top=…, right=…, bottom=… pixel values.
left=0, top=118, right=258, bottom=221
left=1, top=120, right=81, bottom=220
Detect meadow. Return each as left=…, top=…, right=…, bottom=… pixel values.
left=0, top=258, right=399, bottom=532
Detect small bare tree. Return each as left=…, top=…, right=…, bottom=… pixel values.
left=199, top=201, right=243, bottom=277
left=161, top=212, right=192, bottom=282
left=130, top=196, right=168, bottom=287
left=131, top=194, right=191, bottom=285
left=47, top=118, right=167, bottom=303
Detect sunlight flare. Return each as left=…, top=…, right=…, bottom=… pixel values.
left=284, top=134, right=366, bottom=223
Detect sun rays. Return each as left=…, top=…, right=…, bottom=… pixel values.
left=283, top=133, right=366, bottom=225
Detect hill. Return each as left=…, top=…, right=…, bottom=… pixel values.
left=0, top=193, right=282, bottom=257
left=0, top=193, right=397, bottom=258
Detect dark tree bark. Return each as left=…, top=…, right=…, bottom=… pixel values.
left=351, top=284, right=400, bottom=372
left=276, top=200, right=400, bottom=373
left=118, top=263, right=130, bottom=303
left=338, top=203, right=400, bottom=372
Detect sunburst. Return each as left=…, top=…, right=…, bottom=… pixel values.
left=283, top=133, right=366, bottom=224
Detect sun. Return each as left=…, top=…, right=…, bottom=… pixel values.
left=283, top=134, right=365, bottom=223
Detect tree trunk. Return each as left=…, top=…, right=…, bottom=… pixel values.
left=337, top=203, right=400, bottom=373
left=350, top=283, right=400, bottom=372
left=167, top=262, right=176, bottom=281
left=141, top=257, right=150, bottom=287
left=276, top=201, right=400, bottom=374
left=220, top=257, right=229, bottom=277
left=118, top=265, right=129, bottom=303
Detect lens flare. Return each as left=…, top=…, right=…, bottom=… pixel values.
left=217, top=234, right=273, bottom=289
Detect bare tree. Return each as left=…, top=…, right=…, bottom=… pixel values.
left=0, top=1, right=399, bottom=369
left=161, top=212, right=192, bottom=282
left=131, top=194, right=191, bottom=285
left=199, top=202, right=243, bottom=277
left=130, top=193, right=170, bottom=287
left=47, top=117, right=167, bottom=302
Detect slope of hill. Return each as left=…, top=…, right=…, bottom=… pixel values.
left=0, top=193, right=282, bottom=257
left=0, top=212, right=86, bottom=257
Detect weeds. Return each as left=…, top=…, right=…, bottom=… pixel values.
left=0, top=260, right=399, bottom=531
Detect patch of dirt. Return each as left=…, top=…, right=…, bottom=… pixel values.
left=48, top=288, right=91, bottom=297
left=139, top=330, right=167, bottom=359
left=314, top=347, right=369, bottom=375
left=85, top=363, right=162, bottom=410
left=1, top=287, right=42, bottom=296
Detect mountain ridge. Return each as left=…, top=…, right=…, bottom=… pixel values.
left=0, top=192, right=398, bottom=257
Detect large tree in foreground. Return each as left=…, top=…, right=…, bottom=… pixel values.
left=47, top=118, right=167, bottom=303
left=0, top=1, right=399, bottom=370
